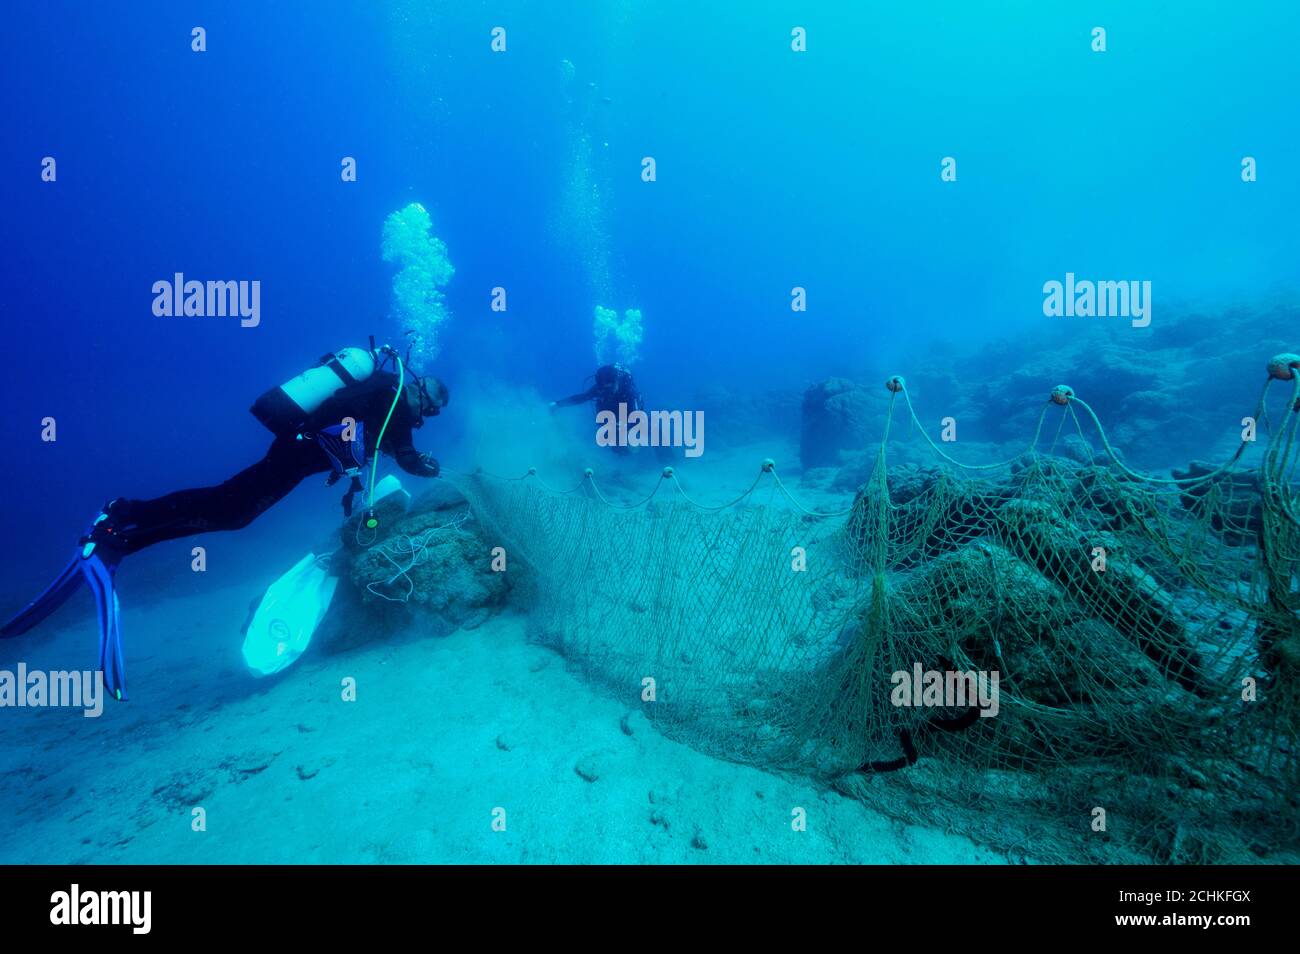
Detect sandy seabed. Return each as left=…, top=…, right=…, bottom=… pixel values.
left=0, top=572, right=1005, bottom=865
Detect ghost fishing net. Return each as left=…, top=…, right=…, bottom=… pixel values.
left=454, top=356, right=1300, bottom=863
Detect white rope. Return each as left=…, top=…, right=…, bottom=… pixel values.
left=365, top=511, right=473, bottom=603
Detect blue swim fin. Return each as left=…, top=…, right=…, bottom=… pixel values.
left=0, top=537, right=128, bottom=701
left=0, top=555, right=83, bottom=639
left=81, top=553, right=127, bottom=701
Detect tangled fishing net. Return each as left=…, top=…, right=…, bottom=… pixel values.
left=454, top=355, right=1300, bottom=863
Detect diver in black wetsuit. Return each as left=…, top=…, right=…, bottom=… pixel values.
left=0, top=345, right=447, bottom=701
left=550, top=363, right=643, bottom=415
left=549, top=363, right=644, bottom=456
left=86, top=360, right=448, bottom=558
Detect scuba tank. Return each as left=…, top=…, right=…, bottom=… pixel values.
left=252, top=339, right=413, bottom=534
left=251, top=347, right=378, bottom=434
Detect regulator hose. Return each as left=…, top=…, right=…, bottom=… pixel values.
left=365, top=347, right=405, bottom=528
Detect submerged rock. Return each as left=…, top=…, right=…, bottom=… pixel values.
left=691, top=384, right=800, bottom=451
left=801, top=378, right=880, bottom=469
left=1057, top=433, right=1096, bottom=465
left=1172, top=460, right=1265, bottom=544
left=344, top=489, right=510, bottom=630
left=992, top=498, right=1205, bottom=696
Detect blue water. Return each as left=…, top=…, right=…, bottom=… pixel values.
left=4, top=0, right=1298, bottom=577
left=1, top=1, right=1297, bottom=863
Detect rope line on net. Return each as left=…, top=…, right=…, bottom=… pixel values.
left=444, top=351, right=1300, bottom=519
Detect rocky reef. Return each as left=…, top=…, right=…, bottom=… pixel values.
left=799, top=377, right=884, bottom=468
left=900, top=300, right=1299, bottom=469
left=688, top=384, right=801, bottom=452
left=339, top=481, right=511, bottom=634
left=792, top=302, right=1298, bottom=484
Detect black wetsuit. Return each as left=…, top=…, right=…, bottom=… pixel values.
left=553, top=365, right=644, bottom=457
left=555, top=365, right=643, bottom=414
left=103, top=371, right=439, bottom=555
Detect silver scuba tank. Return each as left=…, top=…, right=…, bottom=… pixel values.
left=251, top=346, right=378, bottom=434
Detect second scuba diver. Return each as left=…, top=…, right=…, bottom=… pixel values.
left=549, top=363, right=643, bottom=456
left=0, top=342, right=448, bottom=699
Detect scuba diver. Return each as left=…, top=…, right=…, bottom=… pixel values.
left=550, top=363, right=675, bottom=461
left=0, top=341, right=448, bottom=700
left=549, top=363, right=643, bottom=455
left=550, top=363, right=643, bottom=415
